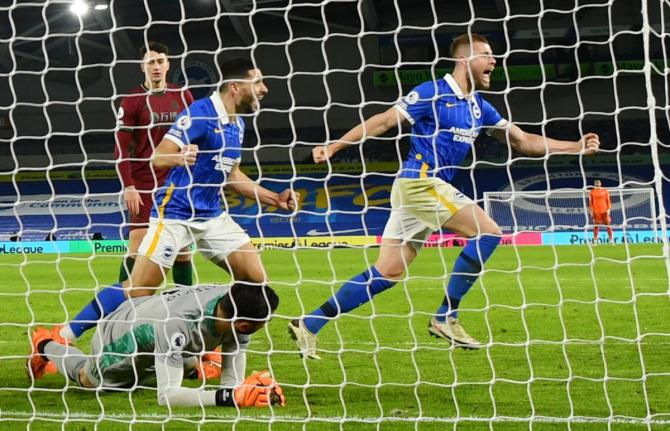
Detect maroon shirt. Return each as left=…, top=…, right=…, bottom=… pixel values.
left=115, top=83, right=194, bottom=191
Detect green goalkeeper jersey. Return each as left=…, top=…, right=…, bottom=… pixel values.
left=87, top=284, right=249, bottom=388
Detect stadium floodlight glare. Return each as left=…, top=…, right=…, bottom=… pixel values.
left=69, top=0, right=89, bottom=16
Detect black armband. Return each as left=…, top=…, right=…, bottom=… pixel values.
left=215, top=388, right=235, bottom=407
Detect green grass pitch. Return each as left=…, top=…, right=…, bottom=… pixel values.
left=1, top=243, right=669, bottom=430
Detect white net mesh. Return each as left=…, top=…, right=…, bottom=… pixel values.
left=483, top=187, right=658, bottom=238
left=2, top=0, right=670, bottom=429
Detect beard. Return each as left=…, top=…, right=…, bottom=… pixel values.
left=234, top=324, right=263, bottom=335
left=238, top=94, right=260, bottom=114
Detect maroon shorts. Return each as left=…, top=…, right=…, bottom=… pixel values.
left=128, top=190, right=155, bottom=231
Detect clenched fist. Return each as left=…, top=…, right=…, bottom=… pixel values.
left=234, top=370, right=285, bottom=407
left=181, top=144, right=198, bottom=166
left=580, top=133, right=600, bottom=156
left=312, top=145, right=334, bottom=164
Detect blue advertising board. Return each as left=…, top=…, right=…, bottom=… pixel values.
left=0, top=156, right=667, bottom=244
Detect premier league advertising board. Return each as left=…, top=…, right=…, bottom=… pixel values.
left=0, top=156, right=667, bottom=253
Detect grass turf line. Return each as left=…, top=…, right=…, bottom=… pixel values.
left=0, top=244, right=669, bottom=430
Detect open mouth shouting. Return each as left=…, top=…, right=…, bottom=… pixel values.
left=482, top=68, right=493, bottom=83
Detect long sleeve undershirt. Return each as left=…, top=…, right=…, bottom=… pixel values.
left=155, top=349, right=247, bottom=407
left=155, top=356, right=220, bottom=407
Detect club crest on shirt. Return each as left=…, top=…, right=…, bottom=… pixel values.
left=176, top=115, right=192, bottom=130
left=169, top=332, right=186, bottom=361
left=116, top=107, right=125, bottom=126
left=471, top=100, right=482, bottom=119
left=405, top=91, right=420, bottom=105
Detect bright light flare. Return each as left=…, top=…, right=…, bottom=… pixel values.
left=69, top=0, right=89, bottom=16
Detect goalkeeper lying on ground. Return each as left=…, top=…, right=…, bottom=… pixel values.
left=27, top=283, right=285, bottom=408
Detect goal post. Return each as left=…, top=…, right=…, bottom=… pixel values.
left=483, top=187, right=659, bottom=244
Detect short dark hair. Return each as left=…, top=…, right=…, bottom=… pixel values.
left=139, top=41, right=169, bottom=59
left=450, top=33, right=490, bottom=58
left=218, top=56, right=255, bottom=89
left=218, top=283, right=279, bottom=321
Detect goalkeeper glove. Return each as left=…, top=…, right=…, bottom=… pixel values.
left=197, top=347, right=222, bottom=381
left=215, top=370, right=285, bottom=407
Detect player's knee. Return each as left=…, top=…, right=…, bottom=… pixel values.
left=174, top=255, right=191, bottom=263
left=175, top=247, right=192, bottom=262
left=241, top=267, right=266, bottom=284
left=484, top=226, right=503, bottom=236
left=128, top=274, right=162, bottom=291
left=375, top=262, right=405, bottom=280
left=127, top=229, right=147, bottom=254
left=127, top=287, right=158, bottom=298
left=477, top=220, right=502, bottom=237
left=384, top=269, right=405, bottom=280
left=226, top=256, right=266, bottom=284
left=129, top=261, right=167, bottom=288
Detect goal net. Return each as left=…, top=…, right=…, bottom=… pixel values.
left=3, top=0, right=670, bottom=429
left=483, top=187, right=659, bottom=242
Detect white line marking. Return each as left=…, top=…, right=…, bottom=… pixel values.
left=1, top=410, right=669, bottom=425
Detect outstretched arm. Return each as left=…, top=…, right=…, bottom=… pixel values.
left=490, top=123, right=600, bottom=157
left=155, top=356, right=283, bottom=408
left=313, top=107, right=408, bottom=163
left=156, top=356, right=220, bottom=407
left=226, top=164, right=299, bottom=211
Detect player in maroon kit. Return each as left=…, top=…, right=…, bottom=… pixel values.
left=114, top=41, right=194, bottom=286
left=49, top=42, right=201, bottom=377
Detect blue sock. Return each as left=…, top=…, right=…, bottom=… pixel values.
left=435, top=234, right=501, bottom=321
left=303, top=266, right=396, bottom=334
left=68, top=284, right=127, bottom=338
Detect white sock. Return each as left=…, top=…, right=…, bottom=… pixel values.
left=59, top=324, right=77, bottom=343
